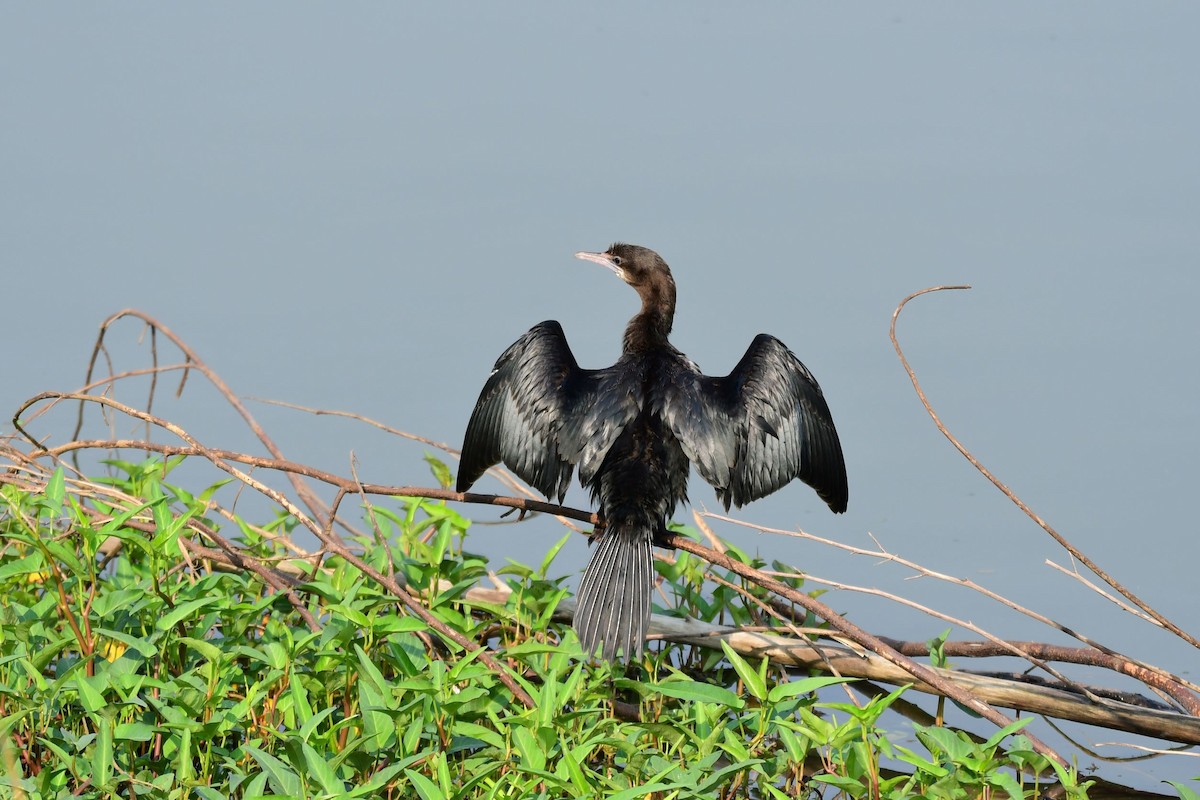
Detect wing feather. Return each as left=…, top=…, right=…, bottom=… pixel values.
left=456, top=321, right=639, bottom=501
left=663, top=334, right=847, bottom=513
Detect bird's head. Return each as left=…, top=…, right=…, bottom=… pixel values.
left=575, top=243, right=674, bottom=296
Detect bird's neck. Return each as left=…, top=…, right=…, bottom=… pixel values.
left=623, top=284, right=676, bottom=354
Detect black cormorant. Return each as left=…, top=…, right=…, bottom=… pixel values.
left=456, top=244, right=847, bottom=661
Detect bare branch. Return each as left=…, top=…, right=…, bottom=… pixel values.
left=889, top=287, right=1200, bottom=651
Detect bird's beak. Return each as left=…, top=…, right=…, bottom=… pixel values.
left=575, top=250, right=624, bottom=280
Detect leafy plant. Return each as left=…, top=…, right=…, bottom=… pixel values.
left=0, top=459, right=1097, bottom=798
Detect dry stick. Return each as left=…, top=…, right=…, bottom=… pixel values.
left=1045, top=559, right=1160, bottom=626
left=73, top=310, right=331, bottom=536
left=17, top=392, right=537, bottom=710
left=708, top=511, right=1200, bottom=703
left=13, top=364, right=192, bottom=430
left=890, top=287, right=1200, bottom=651
left=250, top=397, right=461, bottom=455
left=253, top=397, right=590, bottom=533
left=661, top=532, right=1067, bottom=764
left=781, top=567, right=1102, bottom=698
left=40, top=438, right=599, bottom=526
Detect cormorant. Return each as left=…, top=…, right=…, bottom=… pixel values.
left=456, top=244, right=847, bottom=661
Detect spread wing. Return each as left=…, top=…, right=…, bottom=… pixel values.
left=662, top=334, right=847, bottom=513
left=456, top=321, right=640, bottom=501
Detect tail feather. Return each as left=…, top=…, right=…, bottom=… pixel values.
left=575, top=525, right=653, bottom=661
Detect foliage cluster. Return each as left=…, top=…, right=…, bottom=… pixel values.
left=0, top=458, right=1091, bottom=798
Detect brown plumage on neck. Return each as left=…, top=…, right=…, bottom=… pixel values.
left=574, top=243, right=677, bottom=354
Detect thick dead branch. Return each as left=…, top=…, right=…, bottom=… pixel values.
left=559, top=597, right=1200, bottom=746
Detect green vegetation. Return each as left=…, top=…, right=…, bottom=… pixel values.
left=0, top=457, right=1092, bottom=798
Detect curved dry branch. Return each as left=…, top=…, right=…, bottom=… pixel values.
left=71, top=310, right=331, bottom=533
left=889, top=287, right=1200, bottom=651
left=702, top=512, right=1200, bottom=711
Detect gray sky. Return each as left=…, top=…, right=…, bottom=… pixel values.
left=4, top=6, right=1198, bottom=786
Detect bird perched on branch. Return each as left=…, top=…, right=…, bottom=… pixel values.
left=456, top=244, right=847, bottom=661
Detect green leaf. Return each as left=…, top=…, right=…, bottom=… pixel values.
left=557, top=744, right=591, bottom=794
left=987, top=771, right=1026, bottom=797
left=74, top=674, right=107, bottom=713
left=766, top=675, right=855, bottom=704
left=927, top=627, right=951, bottom=668
left=244, top=745, right=303, bottom=798
left=608, top=783, right=680, bottom=800
left=354, top=644, right=390, bottom=698
left=43, top=467, right=66, bottom=517
left=720, top=641, right=767, bottom=701
left=511, top=725, right=546, bottom=772
left=97, top=496, right=168, bottom=542
left=696, top=756, right=764, bottom=793
left=296, top=705, right=336, bottom=742
left=155, top=598, right=220, bottom=631
left=653, top=679, right=744, bottom=709
left=177, top=636, right=222, bottom=663
left=1167, top=782, right=1200, bottom=800
left=175, top=726, right=193, bottom=783
left=299, top=739, right=347, bottom=795
left=980, top=715, right=1032, bottom=750
left=113, top=722, right=156, bottom=742
left=91, top=714, right=113, bottom=789
left=916, top=724, right=973, bottom=763
left=424, top=454, right=453, bottom=489
left=810, top=773, right=866, bottom=791
left=0, top=553, right=49, bottom=582
left=404, top=769, right=447, bottom=800
left=94, top=627, right=157, bottom=658
left=452, top=720, right=504, bottom=750
left=538, top=532, right=572, bottom=577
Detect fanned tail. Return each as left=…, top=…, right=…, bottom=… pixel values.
left=574, top=524, right=654, bottom=661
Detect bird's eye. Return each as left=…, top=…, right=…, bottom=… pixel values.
left=611, top=256, right=623, bottom=266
